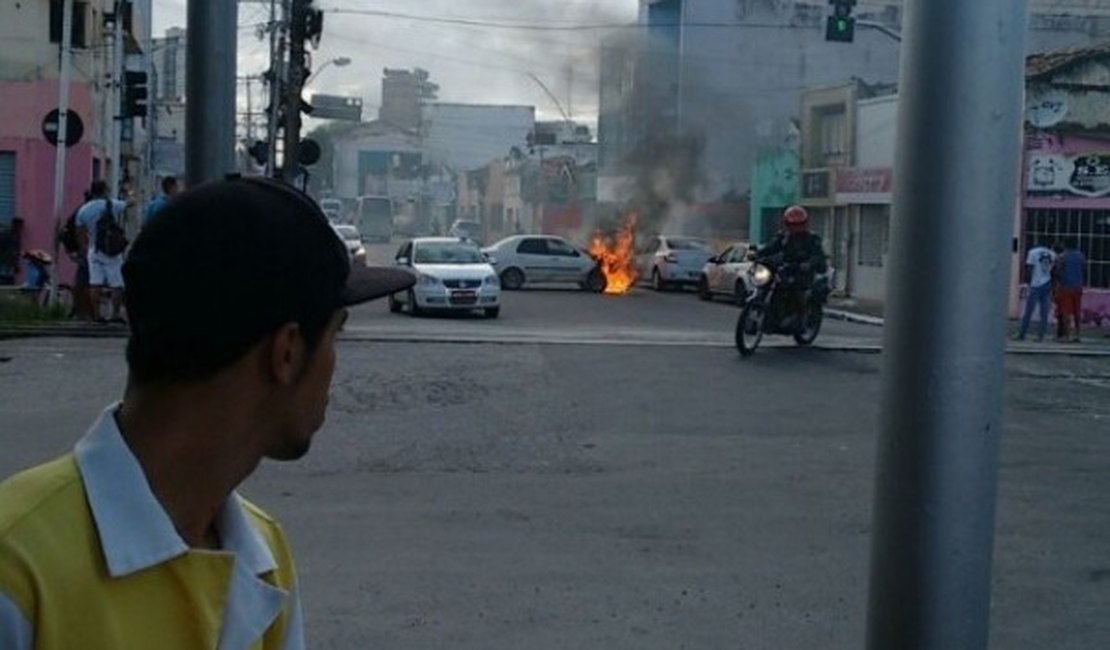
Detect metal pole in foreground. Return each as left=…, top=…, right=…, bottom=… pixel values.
left=865, top=0, right=1028, bottom=648
left=49, top=0, right=75, bottom=307
left=185, top=0, right=238, bottom=185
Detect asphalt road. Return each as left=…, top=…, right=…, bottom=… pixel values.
left=1, top=330, right=1107, bottom=649
left=354, top=241, right=883, bottom=349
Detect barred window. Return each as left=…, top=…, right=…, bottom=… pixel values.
left=1023, top=209, right=1110, bottom=289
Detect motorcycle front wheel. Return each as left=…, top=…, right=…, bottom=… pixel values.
left=793, top=304, right=823, bottom=347
left=735, top=302, right=765, bottom=357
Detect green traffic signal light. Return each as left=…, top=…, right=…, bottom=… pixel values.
left=826, top=15, right=855, bottom=42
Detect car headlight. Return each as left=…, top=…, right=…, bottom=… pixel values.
left=750, top=263, right=773, bottom=287
left=484, top=274, right=499, bottom=286
left=354, top=246, right=366, bottom=257
left=418, top=273, right=441, bottom=286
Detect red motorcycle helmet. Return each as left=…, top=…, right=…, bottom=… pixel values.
left=782, top=205, right=809, bottom=236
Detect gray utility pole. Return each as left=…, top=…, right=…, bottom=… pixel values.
left=109, top=1, right=124, bottom=197
left=281, top=0, right=308, bottom=184
left=866, top=1, right=1029, bottom=650
left=49, top=0, right=75, bottom=306
left=185, top=0, right=238, bottom=185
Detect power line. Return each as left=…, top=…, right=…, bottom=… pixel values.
left=325, top=8, right=812, bottom=32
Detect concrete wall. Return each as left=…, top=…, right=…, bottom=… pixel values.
left=333, top=128, right=423, bottom=199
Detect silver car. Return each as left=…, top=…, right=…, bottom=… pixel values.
left=637, top=236, right=716, bottom=291
left=698, top=242, right=753, bottom=305
left=482, top=235, right=606, bottom=292
left=331, top=224, right=367, bottom=267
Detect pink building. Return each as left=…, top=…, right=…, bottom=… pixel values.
left=0, top=80, right=99, bottom=284
left=1017, top=47, right=1110, bottom=329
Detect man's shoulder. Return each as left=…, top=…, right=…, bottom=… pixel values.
left=0, top=456, right=82, bottom=541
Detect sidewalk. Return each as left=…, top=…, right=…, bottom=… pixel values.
left=825, top=296, right=1110, bottom=356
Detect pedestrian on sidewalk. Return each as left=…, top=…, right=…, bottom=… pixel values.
left=143, top=175, right=180, bottom=226
left=0, top=177, right=415, bottom=650
left=1054, top=237, right=1086, bottom=343
left=1015, top=238, right=1056, bottom=341
left=75, top=181, right=131, bottom=323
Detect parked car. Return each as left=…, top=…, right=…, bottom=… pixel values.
left=319, top=198, right=344, bottom=223
left=388, top=237, right=501, bottom=318
left=448, top=219, right=483, bottom=243
left=482, top=235, right=606, bottom=292
left=332, top=224, right=367, bottom=267
left=637, top=236, right=716, bottom=291
left=699, top=241, right=754, bottom=305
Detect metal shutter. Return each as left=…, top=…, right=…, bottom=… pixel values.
left=0, top=152, right=15, bottom=229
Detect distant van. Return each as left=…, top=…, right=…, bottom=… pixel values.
left=356, top=196, right=394, bottom=243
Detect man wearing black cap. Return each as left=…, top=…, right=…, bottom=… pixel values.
left=0, top=178, right=414, bottom=649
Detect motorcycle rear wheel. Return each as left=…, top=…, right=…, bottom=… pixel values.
left=735, top=302, right=765, bottom=357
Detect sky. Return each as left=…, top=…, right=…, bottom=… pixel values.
left=153, top=0, right=640, bottom=125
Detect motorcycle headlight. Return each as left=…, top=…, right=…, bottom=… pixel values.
left=484, top=274, right=499, bottom=286
left=418, top=273, right=441, bottom=286
left=751, top=263, right=773, bottom=287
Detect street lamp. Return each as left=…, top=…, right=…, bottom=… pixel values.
left=306, top=56, right=351, bottom=86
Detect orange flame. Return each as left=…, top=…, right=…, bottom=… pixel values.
left=589, top=214, right=639, bottom=295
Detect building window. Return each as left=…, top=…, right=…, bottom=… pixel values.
left=1024, top=208, right=1110, bottom=289
left=858, top=205, right=889, bottom=268
left=818, top=107, right=847, bottom=162
left=49, top=1, right=88, bottom=48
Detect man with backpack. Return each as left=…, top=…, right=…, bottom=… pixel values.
left=76, top=180, right=132, bottom=323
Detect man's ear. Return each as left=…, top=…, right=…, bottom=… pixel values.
left=268, top=322, right=305, bottom=386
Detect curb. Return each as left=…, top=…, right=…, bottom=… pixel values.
left=824, top=308, right=885, bottom=327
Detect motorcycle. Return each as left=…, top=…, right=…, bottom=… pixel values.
left=734, top=255, right=831, bottom=357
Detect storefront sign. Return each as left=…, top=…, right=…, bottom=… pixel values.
left=1028, top=152, right=1110, bottom=197
left=836, top=167, right=893, bottom=203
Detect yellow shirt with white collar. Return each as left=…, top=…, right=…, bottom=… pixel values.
left=0, top=406, right=305, bottom=650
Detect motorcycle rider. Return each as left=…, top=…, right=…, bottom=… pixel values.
left=756, top=205, right=829, bottom=330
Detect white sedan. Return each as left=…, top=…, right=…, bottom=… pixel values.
left=482, top=235, right=606, bottom=292
left=388, top=238, right=502, bottom=318
left=698, top=241, right=754, bottom=305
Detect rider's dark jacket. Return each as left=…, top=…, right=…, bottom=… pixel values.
left=759, top=232, right=829, bottom=276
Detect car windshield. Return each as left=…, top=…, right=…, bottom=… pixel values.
left=334, top=226, right=359, bottom=240
left=413, top=241, right=484, bottom=264
left=667, top=238, right=711, bottom=251
left=453, top=221, right=480, bottom=234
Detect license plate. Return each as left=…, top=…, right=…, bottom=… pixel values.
left=450, top=291, right=477, bottom=305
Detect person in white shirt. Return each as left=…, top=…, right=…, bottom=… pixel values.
left=1015, top=239, right=1056, bottom=341
left=75, top=180, right=131, bottom=322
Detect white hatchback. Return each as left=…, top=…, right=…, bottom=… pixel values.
left=388, top=238, right=502, bottom=318
left=482, top=235, right=606, bottom=292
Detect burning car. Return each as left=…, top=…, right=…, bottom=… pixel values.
left=482, top=235, right=606, bottom=292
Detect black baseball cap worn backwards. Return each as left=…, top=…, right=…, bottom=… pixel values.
left=124, top=177, right=414, bottom=345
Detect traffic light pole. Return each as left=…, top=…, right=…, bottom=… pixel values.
left=109, top=1, right=124, bottom=197
left=865, top=0, right=1028, bottom=649
left=185, top=0, right=238, bottom=185
left=281, top=0, right=307, bottom=185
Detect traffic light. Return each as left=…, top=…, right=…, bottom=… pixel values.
left=826, top=0, right=856, bottom=43
left=248, top=140, right=269, bottom=166
left=122, top=70, right=148, bottom=118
